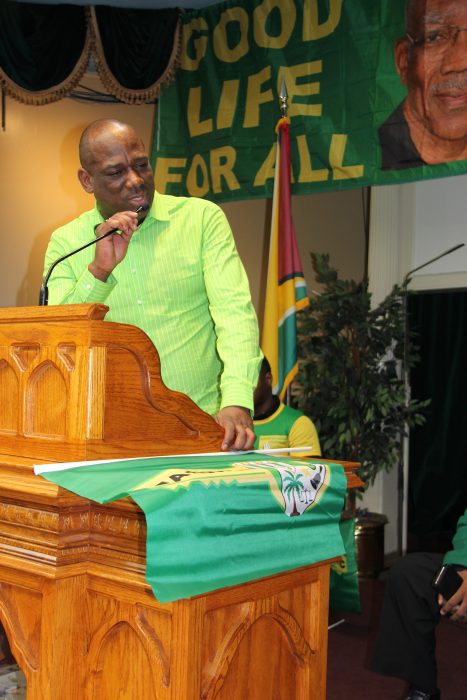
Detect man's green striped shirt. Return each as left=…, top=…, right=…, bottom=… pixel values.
left=44, top=192, right=262, bottom=415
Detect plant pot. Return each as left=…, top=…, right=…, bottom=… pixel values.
left=355, top=511, right=388, bottom=578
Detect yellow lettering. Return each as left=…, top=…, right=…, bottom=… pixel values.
left=210, top=147, right=240, bottom=193
left=253, top=143, right=276, bottom=186
left=181, top=18, right=209, bottom=71
left=303, top=0, right=343, bottom=41
left=278, top=62, right=322, bottom=118
left=330, top=134, right=365, bottom=180
left=216, top=80, right=240, bottom=130
left=187, top=87, right=213, bottom=137
left=186, top=154, right=210, bottom=197
left=296, top=135, right=329, bottom=182
left=154, top=158, right=187, bottom=193
left=213, top=7, right=249, bottom=63
left=253, top=0, right=296, bottom=49
left=244, top=66, right=274, bottom=128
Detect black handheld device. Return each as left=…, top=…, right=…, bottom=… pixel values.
left=432, top=565, right=463, bottom=600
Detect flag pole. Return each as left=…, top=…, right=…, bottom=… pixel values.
left=280, top=81, right=291, bottom=407
left=261, top=79, right=309, bottom=402
left=279, top=78, right=288, bottom=118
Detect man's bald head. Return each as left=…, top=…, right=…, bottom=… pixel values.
left=77, top=118, right=154, bottom=219
left=79, top=119, right=144, bottom=173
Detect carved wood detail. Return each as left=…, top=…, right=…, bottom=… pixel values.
left=201, top=584, right=319, bottom=699
left=0, top=359, right=19, bottom=433
left=10, top=344, right=40, bottom=372
left=0, top=581, right=41, bottom=673
left=86, top=593, right=171, bottom=698
left=25, top=361, right=68, bottom=437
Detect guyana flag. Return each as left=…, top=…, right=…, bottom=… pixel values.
left=262, top=116, right=309, bottom=399
left=35, top=453, right=346, bottom=603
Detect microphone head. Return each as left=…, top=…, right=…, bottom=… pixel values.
left=135, top=204, right=149, bottom=214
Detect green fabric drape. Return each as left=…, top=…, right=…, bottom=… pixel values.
left=90, top=6, right=181, bottom=103
left=0, top=1, right=181, bottom=105
left=408, top=290, right=467, bottom=550
left=0, top=1, right=91, bottom=103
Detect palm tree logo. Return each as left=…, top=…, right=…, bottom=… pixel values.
left=282, top=468, right=305, bottom=517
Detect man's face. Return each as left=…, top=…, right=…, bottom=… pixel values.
left=396, top=0, right=467, bottom=142
left=78, top=127, right=155, bottom=219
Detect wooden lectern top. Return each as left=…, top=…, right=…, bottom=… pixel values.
left=0, top=303, right=224, bottom=464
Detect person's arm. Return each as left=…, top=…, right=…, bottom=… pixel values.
left=288, top=415, right=321, bottom=458
left=440, top=508, right=467, bottom=622
left=44, top=210, right=139, bottom=305
left=201, top=203, right=262, bottom=450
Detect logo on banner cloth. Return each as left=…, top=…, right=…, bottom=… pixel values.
left=129, top=460, right=328, bottom=517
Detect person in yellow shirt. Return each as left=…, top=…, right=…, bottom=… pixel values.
left=253, top=357, right=321, bottom=458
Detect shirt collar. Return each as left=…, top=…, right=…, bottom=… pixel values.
left=150, top=190, right=171, bottom=222
left=91, top=190, right=169, bottom=227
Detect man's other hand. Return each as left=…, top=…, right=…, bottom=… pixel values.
left=216, top=406, right=255, bottom=451
left=439, top=569, right=467, bottom=623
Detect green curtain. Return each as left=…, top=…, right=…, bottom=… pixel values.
left=408, top=290, right=467, bottom=551
left=0, top=0, right=181, bottom=105
left=90, top=6, right=181, bottom=103
left=0, top=0, right=90, bottom=102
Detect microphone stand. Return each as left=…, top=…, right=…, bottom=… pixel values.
left=39, top=227, right=119, bottom=306
left=397, top=243, right=465, bottom=556
left=39, top=205, right=147, bottom=306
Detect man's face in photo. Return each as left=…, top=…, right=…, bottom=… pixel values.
left=396, top=0, right=467, bottom=144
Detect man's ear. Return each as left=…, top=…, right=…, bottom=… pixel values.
left=395, top=38, right=410, bottom=85
left=77, top=167, right=94, bottom=194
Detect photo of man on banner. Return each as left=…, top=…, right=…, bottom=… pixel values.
left=379, top=0, right=467, bottom=170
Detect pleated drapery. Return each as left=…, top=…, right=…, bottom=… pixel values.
left=408, top=289, right=467, bottom=550
left=0, top=1, right=181, bottom=105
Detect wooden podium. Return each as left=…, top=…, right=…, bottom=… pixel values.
left=0, top=305, right=360, bottom=699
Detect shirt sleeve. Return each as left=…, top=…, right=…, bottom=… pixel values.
left=44, top=224, right=117, bottom=305
left=200, top=202, right=262, bottom=412
left=443, top=508, right=467, bottom=568
left=288, top=415, right=322, bottom=458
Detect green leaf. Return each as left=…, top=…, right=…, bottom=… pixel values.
left=294, top=252, right=430, bottom=491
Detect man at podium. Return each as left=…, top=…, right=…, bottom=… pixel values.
left=43, top=118, right=262, bottom=451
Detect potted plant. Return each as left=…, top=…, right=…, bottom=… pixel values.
left=292, top=253, right=429, bottom=574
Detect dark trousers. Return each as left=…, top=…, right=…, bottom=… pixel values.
left=370, top=552, right=443, bottom=693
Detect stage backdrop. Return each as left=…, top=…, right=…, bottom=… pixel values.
left=152, top=0, right=467, bottom=203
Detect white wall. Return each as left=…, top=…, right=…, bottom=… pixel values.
left=409, top=175, right=467, bottom=287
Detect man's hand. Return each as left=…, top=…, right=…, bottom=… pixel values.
left=89, top=210, right=140, bottom=281
left=216, top=406, right=255, bottom=451
left=439, top=568, right=467, bottom=622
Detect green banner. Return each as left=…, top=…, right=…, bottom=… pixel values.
left=330, top=516, right=360, bottom=612
left=152, top=0, right=467, bottom=203
left=37, top=454, right=346, bottom=602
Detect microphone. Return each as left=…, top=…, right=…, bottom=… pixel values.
left=403, top=243, right=465, bottom=285
left=39, top=205, right=149, bottom=306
